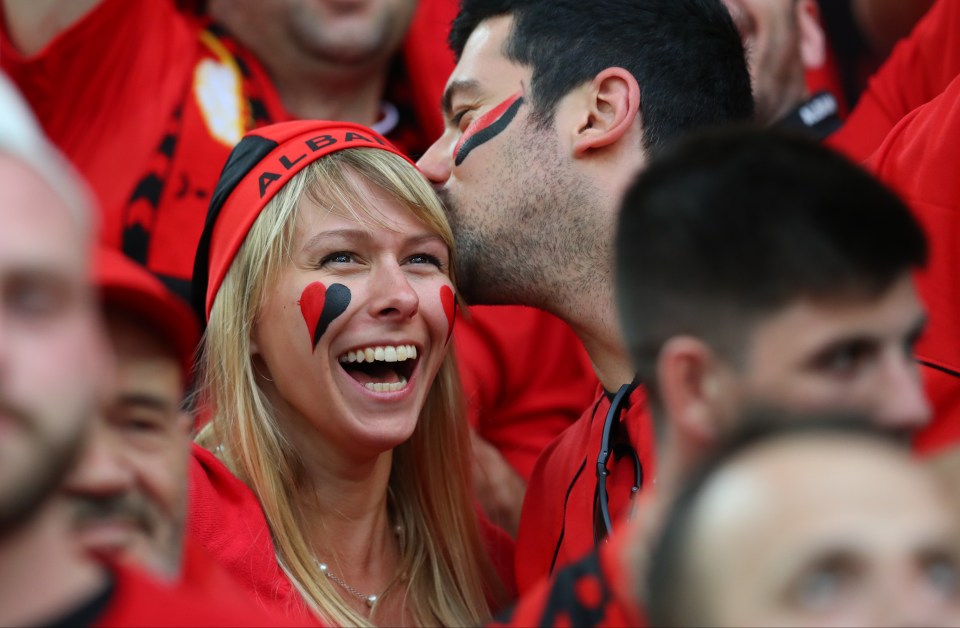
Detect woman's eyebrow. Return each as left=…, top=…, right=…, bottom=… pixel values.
left=300, top=229, right=372, bottom=252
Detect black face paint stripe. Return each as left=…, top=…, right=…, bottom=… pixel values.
left=313, top=283, right=351, bottom=348
left=454, top=96, right=525, bottom=166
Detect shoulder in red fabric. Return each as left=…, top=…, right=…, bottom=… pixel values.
left=95, top=562, right=314, bottom=627
left=866, top=72, right=960, bottom=454
left=515, top=384, right=655, bottom=594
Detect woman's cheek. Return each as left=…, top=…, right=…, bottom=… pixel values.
left=298, top=281, right=352, bottom=352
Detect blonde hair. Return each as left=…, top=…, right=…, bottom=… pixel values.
left=196, top=149, right=503, bottom=625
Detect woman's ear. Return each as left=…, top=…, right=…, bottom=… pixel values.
left=656, top=336, right=730, bottom=448
left=571, top=67, right=642, bottom=156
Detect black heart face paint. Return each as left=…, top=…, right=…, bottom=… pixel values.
left=454, top=92, right=524, bottom=166
left=299, top=282, right=351, bottom=351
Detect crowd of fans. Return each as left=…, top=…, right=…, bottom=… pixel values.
left=1, top=0, right=959, bottom=626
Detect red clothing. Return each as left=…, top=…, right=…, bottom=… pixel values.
left=865, top=72, right=960, bottom=454
left=492, top=515, right=646, bottom=627
left=187, top=443, right=517, bottom=617
left=828, top=0, right=960, bottom=162
left=0, top=0, right=442, bottom=294
left=93, top=561, right=306, bottom=627
left=458, top=306, right=597, bottom=480
left=514, top=383, right=656, bottom=594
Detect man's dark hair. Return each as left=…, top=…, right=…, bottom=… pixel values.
left=615, top=127, right=927, bottom=407
left=449, top=0, right=754, bottom=151
left=646, top=412, right=904, bottom=627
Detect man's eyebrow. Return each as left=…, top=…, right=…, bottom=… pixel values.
left=441, top=79, right=482, bottom=118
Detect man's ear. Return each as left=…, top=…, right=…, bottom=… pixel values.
left=657, top=336, right=730, bottom=448
left=571, top=67, right=641, bottom=156
left=796, top=0, right=827, bottom=71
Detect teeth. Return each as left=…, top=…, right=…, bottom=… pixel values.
left=338, top=344, right=419, bottom=364
left=364, top=376, right=409, bottom=393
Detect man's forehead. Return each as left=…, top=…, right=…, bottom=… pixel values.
left=749, top=279, right=924, bottom=347
left=443, top=15, right=527, bottom=111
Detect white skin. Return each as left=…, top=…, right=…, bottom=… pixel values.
left=63, top=311, right=191, bottom=581
left=722, top=0, right=826, bottom=125
left=251, top=175, right=454, bottom=621
left=655, top=273, right=930, bottom=493
left=0, top=155, right=113, bottom=625
left=418, top=15, right=645, bottom=391
left=685, top=435, right=960, bottom=627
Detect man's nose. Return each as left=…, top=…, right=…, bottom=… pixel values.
left=63, top=419, right=135, bottom=497
left=417, top=136, right=454, bottom=186
left=874, top=353, right=932, bottom=434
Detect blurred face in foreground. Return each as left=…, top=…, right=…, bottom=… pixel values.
left=0, top=154, right=109, bottom=534
left=685, top=434, right=960, bottom=626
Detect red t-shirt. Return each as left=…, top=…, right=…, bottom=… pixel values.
left=514, top=383, right=656, bottom=594
left=828, top=0, right=959, bottom=162
left=865, top=72, right=960, bottom=454
left=187, top=443, right=517, bottom=617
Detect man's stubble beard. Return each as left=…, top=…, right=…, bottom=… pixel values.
left=442, top=128, right=607, bottom=316
left=0, top=402, right=89, bottom=537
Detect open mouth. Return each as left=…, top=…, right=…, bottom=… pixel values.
left=337, top=344, right=419, bottom=393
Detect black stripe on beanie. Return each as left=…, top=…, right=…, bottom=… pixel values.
left=191, top=135, right=279, bottom=324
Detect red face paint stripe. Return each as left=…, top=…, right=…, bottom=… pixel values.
left=454, top=92, right=524, bottom=166
left=441, top=285, right=456, bottom=344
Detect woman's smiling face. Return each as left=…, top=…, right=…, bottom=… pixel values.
left=251, top=173, right=455, bottom=462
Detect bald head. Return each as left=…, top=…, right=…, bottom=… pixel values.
left=655, top=427, right=960, bottom=627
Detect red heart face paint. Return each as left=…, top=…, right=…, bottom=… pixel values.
left=441, top=285, right=456, bottom=344
left=299, top=282, right=352, bottom=351
left=454, top=92, right=524, bottom=166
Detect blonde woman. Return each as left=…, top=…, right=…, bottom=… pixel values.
left=186, top=120, right=513, bottom=626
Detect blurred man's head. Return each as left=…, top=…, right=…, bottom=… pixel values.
left=64, top=249, right=199, bottom=579
left=722, top=0, right=827, bottom=125
left=648, top=416, right=960, bottom=627
left=418, top=0, right=753, bottom=308
left=0, top=75, right=110, bottom=537
left=616, top=128, right=929, bottom=462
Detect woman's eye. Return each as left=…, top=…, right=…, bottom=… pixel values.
left=407, top=253, right=444, bottom=268
left=321, top=252, right=354, bottom=266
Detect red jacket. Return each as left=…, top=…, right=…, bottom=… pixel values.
left=493, top=513, right=646, bottom=627
left=90, top=561, right=308, bottom=626
left=828, top=0, right=960, bottom=162
left=865, top=72, right=960, bottom=454
left=515, top=383, right=656, bottom=593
